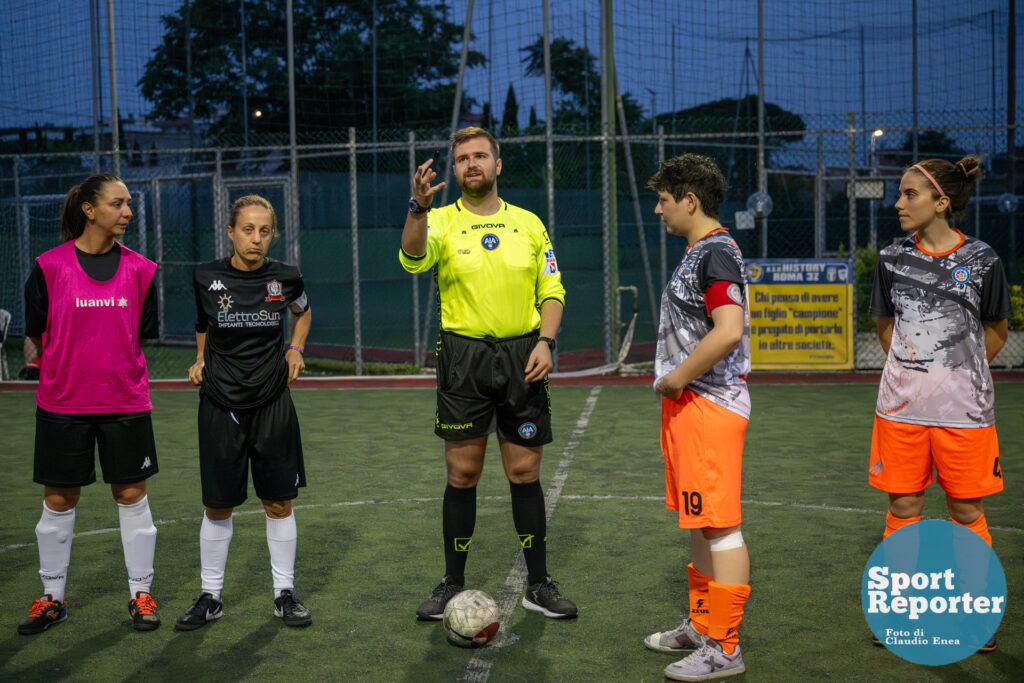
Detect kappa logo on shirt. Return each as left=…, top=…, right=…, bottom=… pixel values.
left=141, top=456, right=152, bottom=469
left=208, top=280, right=227, bottom=291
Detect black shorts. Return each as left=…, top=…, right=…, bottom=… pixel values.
left=34, top=408, right=158, bottom=487
left=198, top=388, right=305, bottom=508
left=435, top=331, right=552, bottom=446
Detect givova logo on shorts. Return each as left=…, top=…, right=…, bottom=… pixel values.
left=518, top=422, right=537, bottom=439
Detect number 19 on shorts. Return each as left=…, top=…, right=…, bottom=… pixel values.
left=680, top=490, right=703, bottom=516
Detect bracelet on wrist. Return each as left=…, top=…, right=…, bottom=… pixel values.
left=289, top=345, right=303, bottom=354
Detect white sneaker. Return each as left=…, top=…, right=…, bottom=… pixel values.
left=664, top=638, right=745, bottom=681
left=644, top=618, right=706, bottom=653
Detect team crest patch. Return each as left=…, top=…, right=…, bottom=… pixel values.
left=265, top=280, right=285, bottom=301
left=543, top=248, right=559, bottom=275
left=726, top=283, right=744, bottom=304
left=518, top=422, right=537, bottom=439
left=481, top=234, right=500, bottom=250
left=746, top=263, right=763, bottom=283
left=951, top=266, right=970, bottom=284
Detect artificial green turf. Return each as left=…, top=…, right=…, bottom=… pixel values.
left=0, top=385, right=1020, bottom=681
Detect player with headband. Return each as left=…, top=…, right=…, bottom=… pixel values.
left=869, top=155, right=1010, bottom=652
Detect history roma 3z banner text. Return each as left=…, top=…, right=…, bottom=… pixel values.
left=745, top=258, right=855, bottom=371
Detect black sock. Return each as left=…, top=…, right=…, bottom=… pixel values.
left=510, top=480, right=547, bottom=585
left=442, top=484, right=476, bottom=585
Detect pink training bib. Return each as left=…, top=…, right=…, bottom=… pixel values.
left=35, top=241, right=157, bottom=413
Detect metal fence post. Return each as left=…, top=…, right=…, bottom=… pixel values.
left=815, top=134, right=824, bottom=258
left=658, top=125, right=666, bottom=287
left=151, top=179, right=165, bottom=342
left=349, top=127, right=362, bottom=375
left=408, top=130, right=422, bottom=368
left=847, top=113, right=857, bottom=254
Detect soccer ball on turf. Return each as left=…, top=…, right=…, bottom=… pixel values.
left=443, top=589, right=500, bottom=648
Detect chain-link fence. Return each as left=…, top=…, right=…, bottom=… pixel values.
left=2, top=115, right=1023, bottom=378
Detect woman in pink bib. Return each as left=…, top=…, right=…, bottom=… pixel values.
left=19, top=174, right=162, bottom=635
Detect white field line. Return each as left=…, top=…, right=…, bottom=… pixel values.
left=3, top=491, right=1020, bottom=557
left=462, top=385, right=604, bottom=683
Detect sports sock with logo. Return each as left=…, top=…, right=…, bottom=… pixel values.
left=266, top=513, right=298, bottom=597
left=443, top=484, right=476, bottom=586
left=687, top=562, right=712, bottom=635
left=510, top=480, right=547, bottom=585
left=953, top=512, right=992, bottom=547
left=883, top=511, right=921, bottom=539
left=707, top=581, right=751, bottom=654
left=36, top=502, right=75, bottom=602
left=118, top=495, right=157, bottom=597
left=200, top=513, right=233, bottom=601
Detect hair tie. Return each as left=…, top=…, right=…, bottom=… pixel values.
left=956, top=161, right=969, bottom=179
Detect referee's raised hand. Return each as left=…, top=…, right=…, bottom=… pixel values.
left=412, top=157, right=446, bottom=208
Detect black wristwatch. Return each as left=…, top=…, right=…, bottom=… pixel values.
left=539, top=336, right=557, bottom=351
left=409, top=197, right=429, bottom=214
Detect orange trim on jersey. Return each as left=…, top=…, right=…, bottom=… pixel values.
left=913, top=228, right=965, bottom=257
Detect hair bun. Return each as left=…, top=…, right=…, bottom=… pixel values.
left=956, top=155, right=982, bottom=184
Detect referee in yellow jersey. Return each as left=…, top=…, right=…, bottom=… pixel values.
left=400, top=126, right=577, bottom=621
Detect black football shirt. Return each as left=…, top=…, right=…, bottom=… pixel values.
left=193, top=257, right=308, bottom=409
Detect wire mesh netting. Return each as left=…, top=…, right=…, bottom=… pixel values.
left=1, top=1, right=1022, bottom=377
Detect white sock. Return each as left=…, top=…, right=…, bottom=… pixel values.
left=118, top=495, right=157, bottom=597
left=200, top=514, right=233, bottom=601
left=266, top=513, right=297, bottom=597
left=36, top=503, right=75, bottom=602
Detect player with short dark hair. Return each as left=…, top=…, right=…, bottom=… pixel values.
left=869, top=156, right=1009, bottom=651
left=19, top=173, right=161, bottom=635
left=643, top=154, right=751, bottom=681
left=175, top=195, right=313, bottom=631
left=400, top=126, right=576, bottom=621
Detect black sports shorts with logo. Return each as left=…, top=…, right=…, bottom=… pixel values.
left=435, top=330, right=552, bottom=446
left=34, top=408, right=158, bottom=486
left=198, top=388, right=306, bottom=508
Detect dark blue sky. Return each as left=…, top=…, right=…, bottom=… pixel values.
left=1, top=0, right=1020, bottom=157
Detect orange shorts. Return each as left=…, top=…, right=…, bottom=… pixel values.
left=869, top=415, right=1004, bottom=498
left=661, top=390, right=747, bottom=529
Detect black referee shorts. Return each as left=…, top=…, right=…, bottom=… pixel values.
left=435, top=331, right=552, bottom=446
left=198, top=388, right=306, bottom=508
left=34, top=408, right=158, bottom=487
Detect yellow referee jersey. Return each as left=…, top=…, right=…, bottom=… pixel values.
left=399, top=198, right=565, bottom=338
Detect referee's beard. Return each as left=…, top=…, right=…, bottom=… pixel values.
left=458, top=175, right=496, bottom=202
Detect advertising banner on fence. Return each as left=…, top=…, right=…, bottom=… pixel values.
left=745, top=258, right=855, bottom=370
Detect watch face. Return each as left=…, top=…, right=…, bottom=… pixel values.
left=409, top=198, right=426, bottom=213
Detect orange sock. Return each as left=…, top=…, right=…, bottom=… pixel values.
left=883, top=511, right=920, bottom=539
left=706, top=581, right=750, bottom=654
left=953, top=513, right=992, bottom=547
left=687, top=563, right=711, bottom=635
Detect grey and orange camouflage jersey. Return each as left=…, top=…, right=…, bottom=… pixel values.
left=655, top=229, right=751, bottom=419
left=870, top=231, right=1011, bottom=427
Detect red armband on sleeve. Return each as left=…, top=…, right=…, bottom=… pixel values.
left=703, top=280, right=745, bottom=316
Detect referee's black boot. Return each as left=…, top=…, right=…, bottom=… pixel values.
left=416, top=576, right=463, bottom=621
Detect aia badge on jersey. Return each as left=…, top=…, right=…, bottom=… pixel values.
left=265, top=280, right=285, bottom=302
left=543, top=248, right=559, bottom=275
left=481, top=234, right=500, bottom=250
left=951, top=266, right=970, bottom=284
left=726, top=283, right=744, bottom=305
